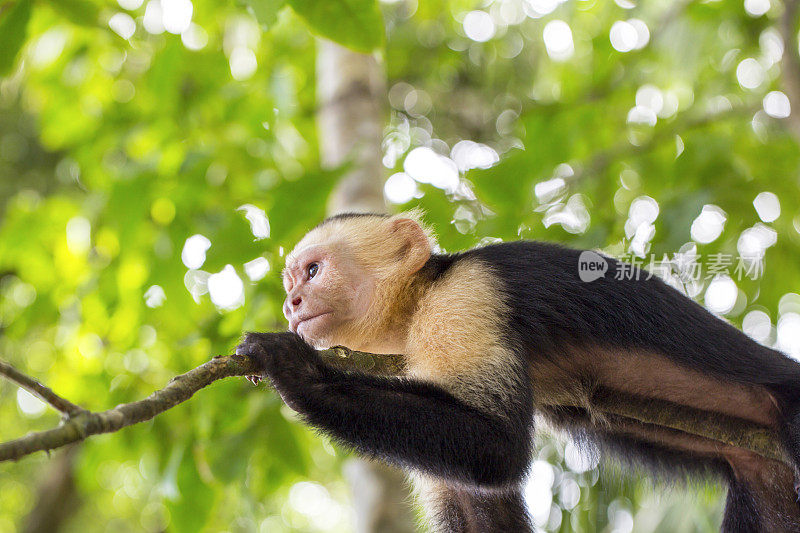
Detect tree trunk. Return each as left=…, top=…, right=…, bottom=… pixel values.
left=22, top=445, right=80, bottom=533
left=317, top=41, right=387, bottom=215
left=780, top=0, right=800, bottom=140
left=316, top=39, right=418, bottom=533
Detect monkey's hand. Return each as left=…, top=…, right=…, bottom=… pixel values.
left=235, top=332, right=325, bottom=410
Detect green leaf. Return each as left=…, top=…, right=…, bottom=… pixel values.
left=48, top=0, right=100, bottom=27
left=0, top=0, right=32, bottom=76
left=288, top=0, right=384, bottom=52
left=243, top=0, right=287, bottom=29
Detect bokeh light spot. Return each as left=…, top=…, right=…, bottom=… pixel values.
left=109, top=13, right=136, bottom=40
left=237, top=204, right=270, bottom=239
left=736, top=58, right=765, bottom=89
left=753, top=191, right=780, bottom=222
left=207, top=265, right=244, bottom=310
left=763, top=91, right=791, bottom=118
left=181, top=234, right=211, bottom=269
left=17, top=389, right=46, bottom=417
left=244, top=257, right=270, bottom=281
left=144, top=285, right=166, bottom=308
left=161, top=0, right=193, bottom=34
left=690, top=205, right=727, bottom=244
left=384, top=172, right=418, bottom=204
left=610, top=21, right=638, bottom=52
left=543, top=20, right=574, bottom=61
left=463, top=11, right=495, bottom=42
left=705, top=277, right=738, bottom=314
left=744, top=0, right=770, bottom=17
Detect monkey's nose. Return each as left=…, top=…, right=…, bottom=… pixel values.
left=291, top=296, right=302, bottom=307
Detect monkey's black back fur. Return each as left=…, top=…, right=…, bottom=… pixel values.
left=432, top=241, right=800, bottom=401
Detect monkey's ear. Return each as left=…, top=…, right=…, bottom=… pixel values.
left=390, top=218, right=432, bottom=274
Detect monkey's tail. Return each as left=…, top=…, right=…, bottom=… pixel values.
left=722, top=455, right=800, bottom=533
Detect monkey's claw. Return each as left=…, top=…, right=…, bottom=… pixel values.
left=246, top=375, right=262, bottom=386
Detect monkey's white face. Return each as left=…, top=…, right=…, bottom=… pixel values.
left=282, top=242, right=375, bottom=348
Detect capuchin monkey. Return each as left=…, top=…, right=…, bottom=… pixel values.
left=236, top=211, right=800, bottom=532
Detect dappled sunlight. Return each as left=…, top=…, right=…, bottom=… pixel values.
left=737, top=223, right=777, bottom=262
left=763, top=91, right=791, bottom=118
left=238, top=204, right=271, bottom=240
left=463, top=11, right=495, bottom=43
left=744, top=0, right=771, bottom=17
left=224, top=16, right=260, bottom=80
left=384, top=172, right=418, bottom=204
left=625, top=196, right=659, bottom=257
left=705, top=276, right=738, bottom=315
left=743, top=310, right=772, bottom=343
left=143, top=0, right=165, bottom=34
left=525, top=460, right=555, bottom=527
left=161, top=0, right=193, bottom=34
left=181, top=234, right=211, bottom=269
left=108, top=13, right=136, bottom=40
left=403, top=146, right=459, bottom=193
left=609, top=20, right=646, bottom=53
left=118, top=0, right=143, bottom=10
left=16, top=388, right=46, bottom=417
left=753, top=191, right=781, bottom=222
left=778, top=294, right=800, bottom=359
left=144, top=285, right=166, bottom=308
left=285, top=481, right=348, bottom=531
left=736, top=58, right=766, bottom=90
left=542, top=20, right=574, bottom=61
left=450, top=140, right=499, bottom=172
left=690, top=205, right=727, bottom=244
left=543, top=194, right=590, bottom=235
left=524, top=0, right=562, bottom=19
left=207, top=265, right=244, bottom=310
left=244, top=257, right=270, bottom=281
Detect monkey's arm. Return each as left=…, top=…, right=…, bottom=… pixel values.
left=236, top=332, right=532, bottom=487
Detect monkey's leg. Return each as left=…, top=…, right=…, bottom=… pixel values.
left=543, top=405, right=800, bottom=532
left=420, top=481, right=532, bottom=533
left=723, top=452, right=800, bottom=533
left=774, top=397, right=800, bottom=489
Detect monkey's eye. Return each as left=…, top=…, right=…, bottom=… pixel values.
left=307, top=262, right=319, bottom=280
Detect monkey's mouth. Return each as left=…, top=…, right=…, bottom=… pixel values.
left=290, top=312, right=332, bottom=333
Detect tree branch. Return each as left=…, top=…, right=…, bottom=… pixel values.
left=0, top=348, right=402, bottom=462
left=0, top=348, right=788, bottom=468
left=0, top=360, right=84, bottom=416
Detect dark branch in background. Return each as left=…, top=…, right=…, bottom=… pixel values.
left=0, top=347, right=787, bottom=466
left=779, top=0, right=800, bottom=140
left=0, top=360, right=84, bottom=416
left=569, top=104, right=760, bottom=185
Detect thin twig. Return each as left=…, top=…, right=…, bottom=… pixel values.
left=0, top=360, right=84, bottom=416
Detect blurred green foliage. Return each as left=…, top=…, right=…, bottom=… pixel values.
left=1, top=0, right=799, bottom=531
